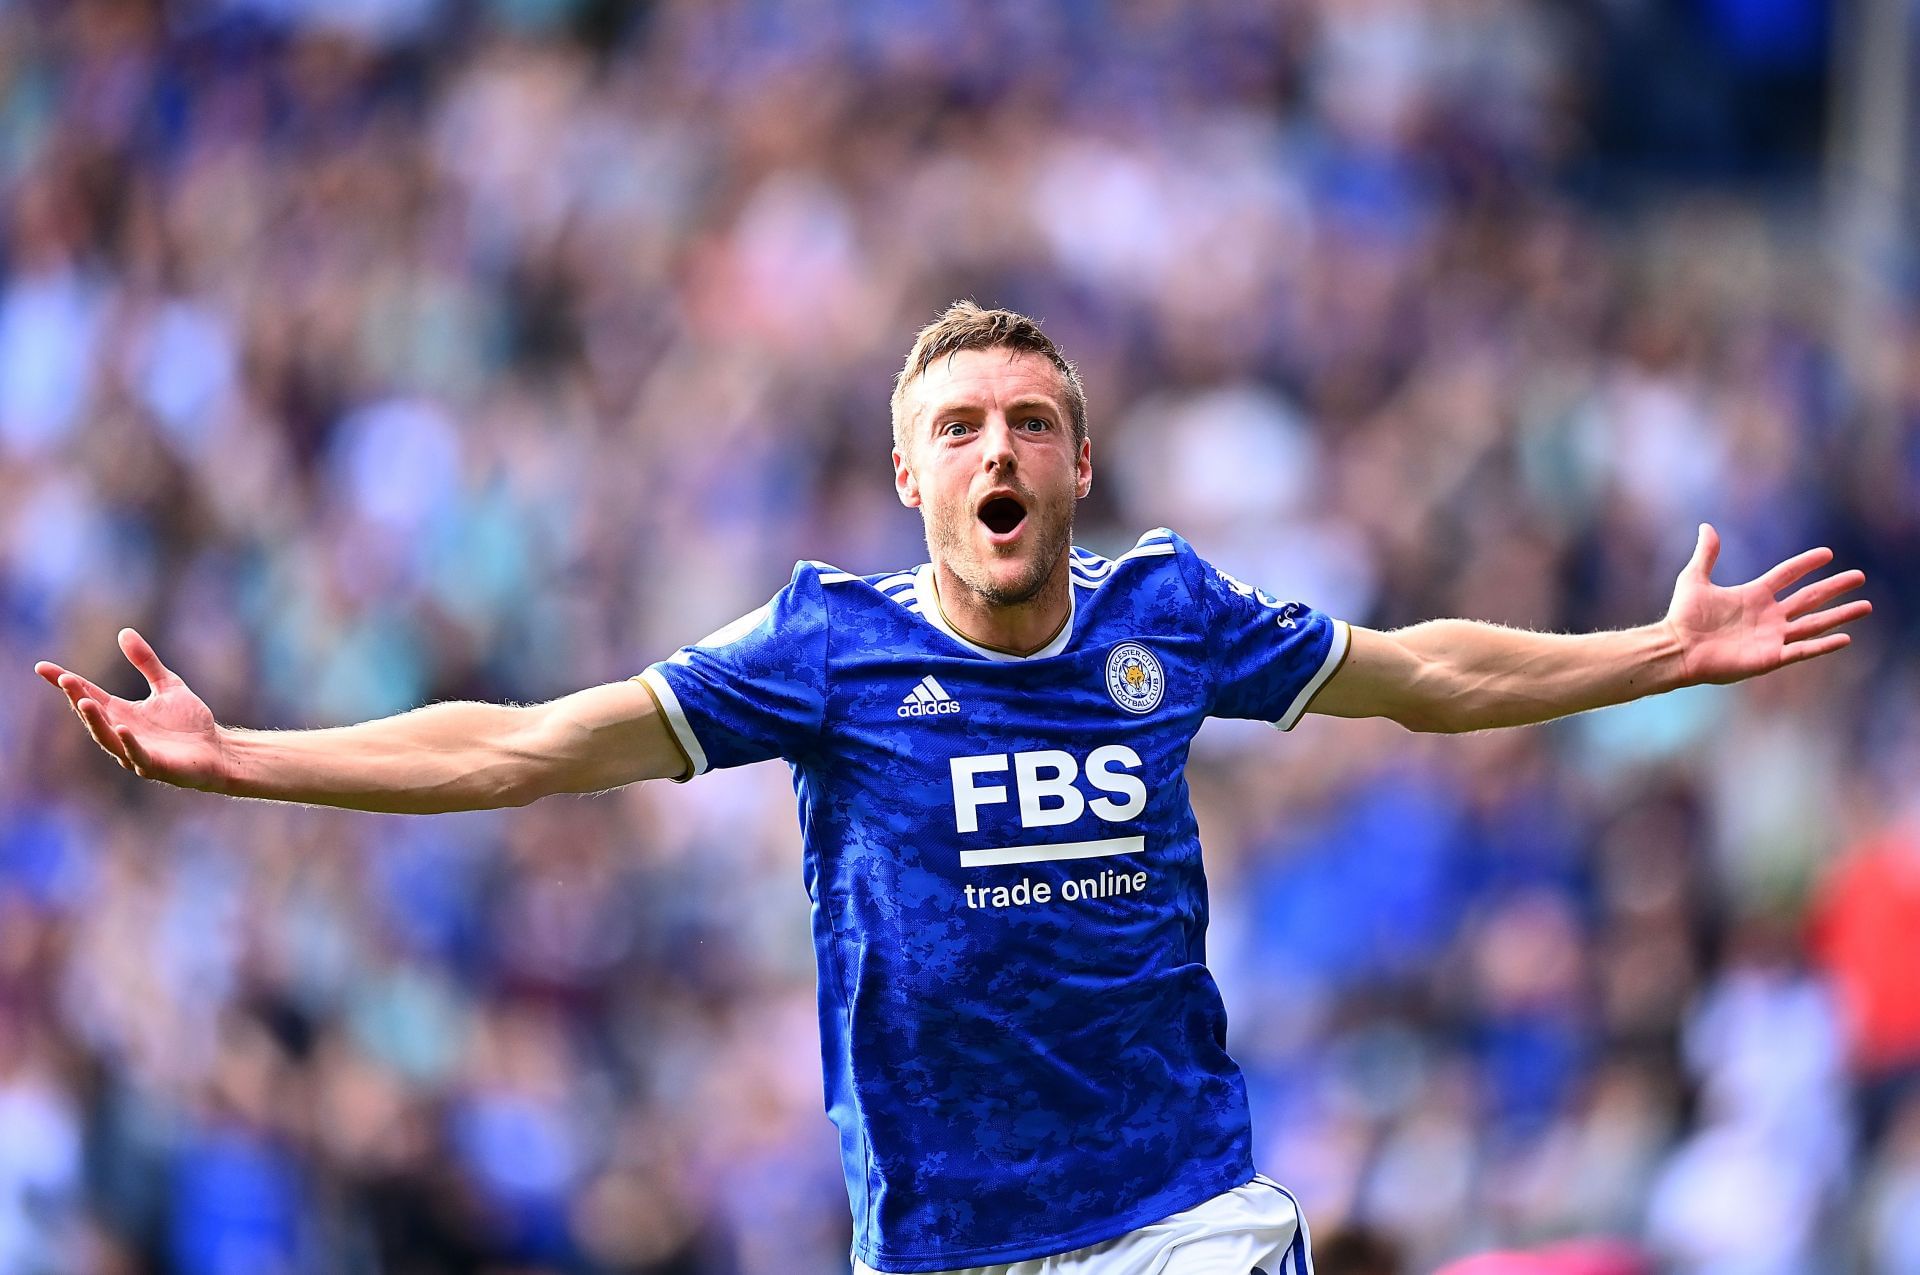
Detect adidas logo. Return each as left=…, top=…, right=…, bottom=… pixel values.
left=897, top=676, right=962, bottom=718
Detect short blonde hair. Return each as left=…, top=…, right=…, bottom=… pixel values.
left=890, top=301, right=1088, bottom=450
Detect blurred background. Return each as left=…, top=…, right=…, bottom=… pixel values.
left=0, top=0, right=1917, bottom=1272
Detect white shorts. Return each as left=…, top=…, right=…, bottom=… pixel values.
left=853, top=1175, right=1314, bottom=1275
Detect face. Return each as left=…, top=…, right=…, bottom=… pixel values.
left=893, top=347, right=1093, bottom=608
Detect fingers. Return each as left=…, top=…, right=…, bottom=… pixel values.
left=33, top=661, right=117, bottom=713
left=118, top=627, right=178, bottom=692
left=39, top=640, right=174, bottom=780
left=40, top=659, right=150, bottom=776
left=75, top=698, right=135, bottom=770
left=1688, top=523, right=1721, bottom=581
left=1784, top=569, right=1866, bottom=619
left=54, top=671, right=114, bottom=712
left=1781, top=633, right=1850, bottom=666
left=1761, top=545, right=1834, bottom=593
left=1786, top=599, right=1872, bottom=642
left=37, top=663, right=125, bottom=751
left=116, top=726, right=153, bottom=776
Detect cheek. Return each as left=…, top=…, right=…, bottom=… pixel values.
left=930, top=462, right=973, bottom=505
left=920, top=475, right=966, bottom=524
left=1037, top=451, right=1081, bottom=497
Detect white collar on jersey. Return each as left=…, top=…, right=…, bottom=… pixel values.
left=913, top=563, right=1076, bottom=662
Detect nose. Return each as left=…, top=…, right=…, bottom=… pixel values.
left=980, top=416, right=1017, bottom=474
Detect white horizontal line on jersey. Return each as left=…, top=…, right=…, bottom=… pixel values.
left=1115, top=543, right=1176, bottom=562
left=959, top=835, right=1144, bottom=869
left=876, top=573, right=918, bottom=594
left=638, top=668, right=710, bottom=777
left=1274, top=617, right=1351, bottom=732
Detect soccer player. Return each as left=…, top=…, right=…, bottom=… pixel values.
left=35, top=303, right=1869, bottom=1275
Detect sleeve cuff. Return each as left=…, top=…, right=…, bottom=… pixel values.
left=634, top=667, right=708, bottom=781
left=1273, top=618, right=1351, bottom=732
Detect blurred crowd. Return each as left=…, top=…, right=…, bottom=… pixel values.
left=1, top=0, right=1917, bottom=1272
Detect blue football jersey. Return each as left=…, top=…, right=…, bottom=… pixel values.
left=637, top=528, right=1349, bottom=1273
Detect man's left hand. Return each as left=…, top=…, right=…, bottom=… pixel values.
left=1663, top=523, right=1870, bottom=686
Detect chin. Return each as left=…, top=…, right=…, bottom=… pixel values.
left=930, top=507, right=1069, bottom=607
left=972, top=557, right=1053, bottom=607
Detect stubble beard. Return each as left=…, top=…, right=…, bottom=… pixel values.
left=929, top=493, right=1074, bottom=610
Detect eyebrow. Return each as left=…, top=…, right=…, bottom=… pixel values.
left=1003, top=398, right=1063, bottom=416
left=926, top=396, right=1063, bottom=426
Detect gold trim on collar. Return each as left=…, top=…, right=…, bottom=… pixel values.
left=926, top=570, right=1072, bottom=658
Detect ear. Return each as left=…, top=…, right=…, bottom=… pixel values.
left=1074, top=436, right=1092, bottom=500
left=893, top=446, right=921, bottom=508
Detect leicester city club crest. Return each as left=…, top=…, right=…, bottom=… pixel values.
left=1105, top=643, right=1164, bottom=715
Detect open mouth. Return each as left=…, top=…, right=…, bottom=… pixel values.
left=978, top=495, right=1028, bottom=538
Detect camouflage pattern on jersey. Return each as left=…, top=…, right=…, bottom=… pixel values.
left=643, top=529, right=1346, bottom=1272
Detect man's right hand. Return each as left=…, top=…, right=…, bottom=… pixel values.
left=34, top=629, right=688, bottom=812
left=34, top=628, right=229, bottom=791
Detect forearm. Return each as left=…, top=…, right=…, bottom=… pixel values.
left=1392, top=619, right=1689, bottom=733
left=218, top=700, right=546, bottom=814
left=1296, top=526, right=1863, bottom=733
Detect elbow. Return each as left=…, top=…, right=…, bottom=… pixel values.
left=494, top=771, right=549, bottom=808
left=490, top=716, right=561, bottom=809
left=1390, top=701, right=1455, bottom=734
left=492, top=705, right=618, bottom=805
left=1386, top=654, right=1460, bottom=733
left=493, top=738, right=576, bottom=807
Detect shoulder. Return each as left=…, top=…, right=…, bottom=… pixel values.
left=1069, top=527, right=1191, bottom=593
left=801, top=559, right=928, bottom=617
left=1070, top=529, right=1217, bottom=638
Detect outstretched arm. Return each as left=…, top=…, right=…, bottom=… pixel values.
left=34, top=629, right=689, bottom=812
left=1309, top=524, right=1870, bottom=733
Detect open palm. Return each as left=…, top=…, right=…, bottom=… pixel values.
left=1664, top=524, right=1870, bottom=686
left=34, top=628, right=228, bottom=790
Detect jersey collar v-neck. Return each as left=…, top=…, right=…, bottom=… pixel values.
left=912, top=563, right=1077, bottom=662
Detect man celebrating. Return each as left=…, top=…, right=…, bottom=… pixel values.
left=36, top=303, right=1868, bottom=1274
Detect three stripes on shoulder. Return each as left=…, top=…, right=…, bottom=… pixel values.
left=1071, top=529, right=1174, bottom=588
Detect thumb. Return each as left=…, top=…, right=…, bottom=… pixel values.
left=119, top=628, right=179, bottom=693
left=1687, top=523, right=1720, bottom=583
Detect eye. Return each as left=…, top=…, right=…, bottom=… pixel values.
left=1020, top=416, right=1050, bottom=432
left=940, top=420, right=970, bottom=438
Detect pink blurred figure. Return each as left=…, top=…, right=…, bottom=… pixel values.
left=1433, top=1239, right=1651, bottom=1275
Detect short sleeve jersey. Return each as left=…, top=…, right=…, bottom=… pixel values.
left=638, top=529, right=1349, bottom=1273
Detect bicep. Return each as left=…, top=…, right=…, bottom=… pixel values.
left=520, top=679, right=691, bottom=796
left=1303, top=625, right=1440, bottom=728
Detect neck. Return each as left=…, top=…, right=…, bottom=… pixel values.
left=930, top=554, right=1072, bottom=656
